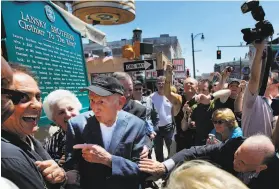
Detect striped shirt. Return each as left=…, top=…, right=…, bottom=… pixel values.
left=44, top=127, right=66, bottom=164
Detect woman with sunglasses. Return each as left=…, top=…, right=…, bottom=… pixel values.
left=207, top=108, right=243, bottom=144
left=43, top=89, right=82, bottom=166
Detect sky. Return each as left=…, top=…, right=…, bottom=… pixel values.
left=94, top=1, right=279, bottom=76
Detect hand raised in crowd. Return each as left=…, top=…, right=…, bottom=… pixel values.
left=73, top=144, right=112, bottom=167
left=209, top=72, right=222, bottom=82
left=165, top=64, right=173, bottom=81
left=214, top=72, right=222, bottom=80
left=239, top=80, right=247, bottom=93
left=221, top=66, right=232, bottom=78
left=35, top=159, right=66, bottom=184
left=140, top=145, right=149, bottom=159
left=139, top=159, right=166, bottom=177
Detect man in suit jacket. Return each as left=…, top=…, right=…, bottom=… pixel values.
left=64, top=76, right=148, bottom=189
left=139, top=135, right=279, bottom=189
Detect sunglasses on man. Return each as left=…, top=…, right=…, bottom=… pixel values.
left=1, top=88, right=34, bottom=105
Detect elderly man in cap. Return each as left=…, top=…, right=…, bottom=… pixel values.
left=64, top=76, right=148, bottom=189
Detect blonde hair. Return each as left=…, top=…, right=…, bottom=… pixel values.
left=212, top=108, right=238, bottom=128
left=165, top=160, right=248, bottom=189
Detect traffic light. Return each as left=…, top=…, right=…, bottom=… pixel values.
left=122, top=45, right=135, bottom=60
left=217, top=50, right=221, bottom=59
left=186, top=68, right=190, bottom=78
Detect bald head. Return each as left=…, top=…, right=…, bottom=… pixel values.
left=183, top=77, right=198, bottom=94
left=233, top=134, right=275, bottom=173
left=242, top=134, right=275, bottom=163
left=184, top=77, right=198, bottom=86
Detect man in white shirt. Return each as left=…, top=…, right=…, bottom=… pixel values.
left=150, top=76, right=174, bottom=162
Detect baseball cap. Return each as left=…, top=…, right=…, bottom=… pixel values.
left=81, top=76, right=124, bottom=96
left=134, top=80, right=143, bottom=86
left=228, top=78, right=240, bottom=86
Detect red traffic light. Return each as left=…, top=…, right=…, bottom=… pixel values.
left=217, top=50, right=221, bottom=59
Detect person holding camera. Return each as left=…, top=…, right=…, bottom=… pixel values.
left=213, top=67, right=241, bottom=111
left=206, top=108, right=243, bottom=145
left=242, top=41, right=279, bottom=138
left=209, top=72, right=222, bottom=93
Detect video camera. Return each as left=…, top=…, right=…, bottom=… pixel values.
left=241, top=0, right=274, bottom=44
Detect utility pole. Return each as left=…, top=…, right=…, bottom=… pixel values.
left=191, top=33, right=196, bottom=78
left=191, top=33, right=204, bottom=79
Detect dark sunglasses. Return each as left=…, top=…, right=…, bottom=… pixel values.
left=212, top=119, right=227, bottom=125
left=1, top=88, right=35, bottom=105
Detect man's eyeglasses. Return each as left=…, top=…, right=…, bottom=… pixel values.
left=134, top=88, right=142, bottom=91
left=2, top=88, right=31, bottom=105
left=212, top=119, right=227, bottom=125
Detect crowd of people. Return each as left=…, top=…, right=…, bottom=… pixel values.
left=1, top=40, right=279, bottom=189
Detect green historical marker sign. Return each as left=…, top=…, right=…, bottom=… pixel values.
left=1, top=1, right=89, bottom=126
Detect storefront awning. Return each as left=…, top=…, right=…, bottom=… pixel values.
left=51, top=2, right=107, bottom=46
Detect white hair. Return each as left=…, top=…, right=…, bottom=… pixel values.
left=43, top=90, right=82, bottom=121
left=166, top=160, right=248, bottom=189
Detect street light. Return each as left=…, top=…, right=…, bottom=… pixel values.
left=191, top=33, right=204, bottom=78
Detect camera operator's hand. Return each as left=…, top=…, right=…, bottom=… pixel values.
left=165, top=64, right=173, bottom=82
left=253, top=40, right=265, bottom=52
